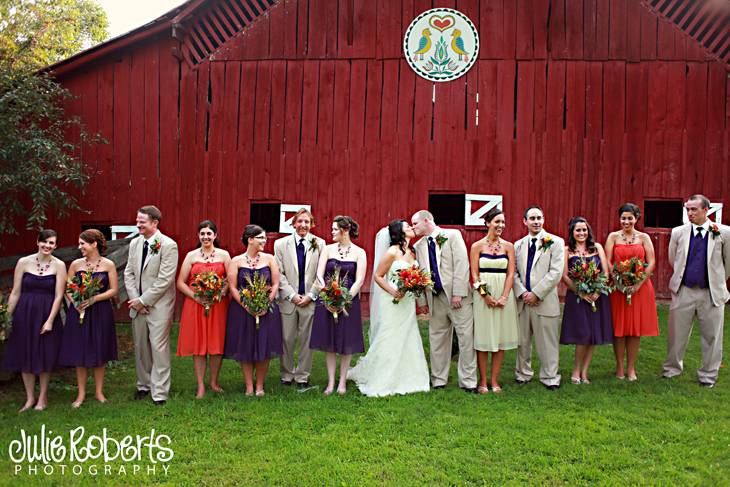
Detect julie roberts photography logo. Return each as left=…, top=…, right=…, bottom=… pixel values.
left=7, top=425, right=173, bottom=477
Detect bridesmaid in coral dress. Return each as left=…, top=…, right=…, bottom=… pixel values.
left=176, top=220, right=231, bottom=398
left=605, top=203, right=659, bottom=382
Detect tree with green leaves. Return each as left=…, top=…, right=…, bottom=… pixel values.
left=0, top=0, right=108, bottom=70
left=0, top=0, right=108, bottom=243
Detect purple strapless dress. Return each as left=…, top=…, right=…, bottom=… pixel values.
left=310, top=259, right=364, bottom=354
left=2, top=273, right=62, bottom=374
left=560, top=255, right=614, bottom=345
left=224, top=266, right=283, bottom=363
left=58, top=271, right=118, bottom=368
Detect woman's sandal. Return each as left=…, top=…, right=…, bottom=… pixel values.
left=571, top=376, right=582, bottom=385
left=477, top=386, right=489, bottom=394
left=491, top=385, right=503, bottom=394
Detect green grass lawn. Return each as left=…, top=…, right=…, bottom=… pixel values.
left=0, top=305, right=728, bottom=486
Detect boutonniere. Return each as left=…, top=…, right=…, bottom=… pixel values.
left=435, top=233, right=448, bottom=248
left=540, top=235, right=554, bottom=250
left=309, top=238, right=319, bottom=252
left=709, top=224, right=721, bottom=239
left=149, top=238, right=162, bottom=255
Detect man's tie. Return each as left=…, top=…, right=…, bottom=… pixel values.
left=296, top=238, right=306, bottom=295
left=696, top=227, right=704, bottom=239
left=525, top=237, right=537, bottom=292
left=428, top=237, right=444, bottom=295
left=139, top=240, right=149, bottom=294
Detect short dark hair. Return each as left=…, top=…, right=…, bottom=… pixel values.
left=241, top=224, right=265, bottom=246
left=333, top=215, right=359, bottom=239
left=523, top=205, right=543, bottom=219
left=79, top=229, right=108, bottom=255
left=198, top=220, right=220, bottom=247
left=618, top=203, right=641, bottom=219
left=37, top=229, right=57, bottom=242
left=484, top=207, right=504, bottom=226
left=138, top=205, right=162, bottom=221
left=688, top=194, right=711, bottom=209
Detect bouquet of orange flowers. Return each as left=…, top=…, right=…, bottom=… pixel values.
left=318, top=266, right=353, bottom=323
left=239, top=271, right=273, bottom=328
left=190, top=271, right=227, bottom=316
left=391, top=265, right=434, bottom=304
left=568, top=258, right=611, bottom=312
left=0, top=295, right=11, bottom=342
left=612, top=257, right=648, bottom=305
left=66, top=271, right=104, bottom=324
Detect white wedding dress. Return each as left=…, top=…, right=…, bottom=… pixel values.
left=347, top=259, right=430, bottom=397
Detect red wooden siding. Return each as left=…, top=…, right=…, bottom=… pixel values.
left=7, top=0, right=730, bottom=300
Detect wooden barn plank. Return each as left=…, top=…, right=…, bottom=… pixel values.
left=381, top=60, right=399, bottom=143
left=348, top=60, right=367, bottom=149
left=300, top=60, right=319, bottom=150
left=253, top=61, right=273, bottom=152
left=364, top=60, right=384, bottom=142
left=317, top=60, right=336, bottom=149
left=396, top=59, right=416, bottom=141
left=333, top=60, right=351, bottom=151
left=269, top=60, right=287, bottom=154
left=609, top=0, right=627, bottom=59
left=237, top=61, right=257, bottom=152
left=284, top=61, right=303, bottom=153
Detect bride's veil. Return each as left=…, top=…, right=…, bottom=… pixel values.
left=368, top=226, right=390, bottom=342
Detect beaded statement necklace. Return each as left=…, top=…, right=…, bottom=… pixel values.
left=337, top=244, right=352, bottom=260
left=200, top=247, right=216, bottom=262
left=244, top=252, right=261, bottom=268
left=619, top=232, right=638, bottom=245
left=84, top=257, right=103, bottom=273
left=485, top=237, right=502, bottom=254
left=35, top=256, right=52, bottom=275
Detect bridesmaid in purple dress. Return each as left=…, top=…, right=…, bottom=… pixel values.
left=560, top=217, right=613, bottom=385
left=58, top=229, right=119, bottom=408
left=2, top=230, right=66, bottom=411
left=310, top=216, right=367, bottom=395
left=224, top=224, right=283, bottom=396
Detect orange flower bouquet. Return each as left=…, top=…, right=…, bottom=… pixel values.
left=190, top=271, right=227, bottom=316
left=391, top=265, right=434, bottom=304
left=318, top=266, right=353, bottom=323
left=66, top=271, right=104, bottom=324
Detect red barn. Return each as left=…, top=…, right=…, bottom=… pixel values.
left=6, top=0, right=730, bottom=298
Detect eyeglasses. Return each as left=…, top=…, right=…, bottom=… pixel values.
left=254, top=236, right=267, bottom=241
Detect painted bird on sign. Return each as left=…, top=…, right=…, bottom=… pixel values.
left=413, top=28, right=432, bottom=61
left=451, top=29, right=468, bottom=61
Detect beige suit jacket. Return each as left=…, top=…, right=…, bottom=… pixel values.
left=274, top=234, right=326, bottom=314
left=668, top=222, right=730, bottom=307
left=414, top=227, right=472, bottom=309
left=124, top=231, right=179, bottom=320
left=513, top=232, right=564, bottom=317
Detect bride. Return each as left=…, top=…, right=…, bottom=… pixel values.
left=347, top=220, right=430, bottom=396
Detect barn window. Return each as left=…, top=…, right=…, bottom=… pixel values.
left=81, top=224, right=112, bottom=242
left=428, top=193, right=465, bottom=225
left=643, top=200, right=684, bottom=228
left=250, top=202, right=280, bottom=233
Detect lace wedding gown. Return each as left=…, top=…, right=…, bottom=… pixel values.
left=347, top=260, right=430, bottom=397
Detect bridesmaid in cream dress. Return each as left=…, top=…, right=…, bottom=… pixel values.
left=469, top=207, right=519, bottom=394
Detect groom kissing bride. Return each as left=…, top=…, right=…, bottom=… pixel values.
left=348, top=211, right=477, bottom=397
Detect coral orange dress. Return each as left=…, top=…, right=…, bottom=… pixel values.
left=177, top=262, right=229, bottom=356
left=609, top=244, right=659, bottom=337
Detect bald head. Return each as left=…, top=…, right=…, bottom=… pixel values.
left=411, top=210, right=436, bottom=236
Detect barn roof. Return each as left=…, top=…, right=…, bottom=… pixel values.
left=44, top=0, right=730, bottom=77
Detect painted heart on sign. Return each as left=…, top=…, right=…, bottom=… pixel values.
left=428, top=14, right=455, bottom=33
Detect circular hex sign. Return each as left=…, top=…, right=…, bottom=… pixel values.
left=403, top=8, right=479, bottom=82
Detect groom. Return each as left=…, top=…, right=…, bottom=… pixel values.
left=411, top=210, right=477, bottom=393
left=274, top=208, right=325, bottom=388
left=513, top=205, right=564, bottom=390
left=124, top=205, right=178, bottom=405
left=663, top=194, right=730, bottom=387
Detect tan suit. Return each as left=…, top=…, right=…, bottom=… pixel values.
left=512, top=231, right=564, bottom=386
left=274, top=234, right=325, bottom=383
left=663, top=222, right=730, bottom=384
left=124, top=231, right=178, bottom=401
left=414, top=227, right=476, bottom=389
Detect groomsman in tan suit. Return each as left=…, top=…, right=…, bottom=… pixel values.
left=663, top=194, right=730, bottom=388
left=513, top=205, right=564, bottom=389
left=124, top=205, right=178, bottom=405
left=274, top=208, right=326, bottom=388
left=412, top=210, right=477, bottom=392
